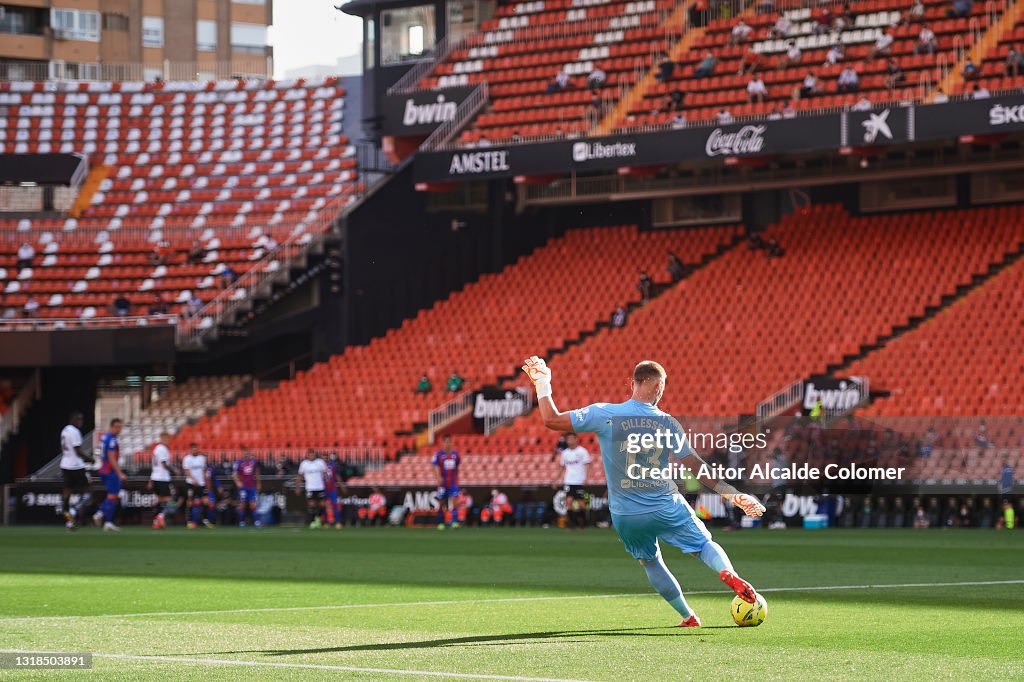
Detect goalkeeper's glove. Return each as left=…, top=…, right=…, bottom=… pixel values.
left=521, top=356, right=552, bottom=399
left=714, top=482, right=766, bottom=518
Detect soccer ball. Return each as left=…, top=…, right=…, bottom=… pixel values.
left=731, top=594, right=767, bottom=627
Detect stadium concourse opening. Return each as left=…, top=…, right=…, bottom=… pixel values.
left=1, top=0, right=1024, bottom=676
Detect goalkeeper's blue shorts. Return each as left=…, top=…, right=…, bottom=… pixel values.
left=611, top=493, right=711, bottom=561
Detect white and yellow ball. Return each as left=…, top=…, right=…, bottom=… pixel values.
left=731, top=594, right=767, bottom=627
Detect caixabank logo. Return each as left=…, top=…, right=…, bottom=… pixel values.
left=571, top=140, right=638, bottom=163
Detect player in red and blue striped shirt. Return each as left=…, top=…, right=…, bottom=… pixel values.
left=431, top=435, right=461, bottom=529
left=95, top=419, right=125, bottom=532
left=232, top=450, right=261, bottom=528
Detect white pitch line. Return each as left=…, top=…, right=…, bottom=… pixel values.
left=0, top=579, right=1021, bottom=624
left=0, top=650, right=594, bottom=682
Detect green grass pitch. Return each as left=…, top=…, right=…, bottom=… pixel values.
left=0, top=526, right=1022, bottom=680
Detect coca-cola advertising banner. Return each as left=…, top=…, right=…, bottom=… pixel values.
left=412, top=94, right=1024, bottom=183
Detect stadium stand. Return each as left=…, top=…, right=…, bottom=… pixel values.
left=166, top=224, right=741, bottom=455
left=0, top=77, right=357, bottom=322
left=416, top=0, right=688, bottom=144
left=625, top=0, right=1003, bottom=127
left=846, top=259, right=1024, bottom=417
left=368, top=203, right=1024, bottom=485
left=405, top=0, right=1023, bottom=143
left=111, top=375, right=251, bottom=464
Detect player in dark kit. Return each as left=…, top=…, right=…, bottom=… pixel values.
left=94, top=419, right=126, bottom=532
left=232, top=449, right=262, bottom=528
left=432, top=434, right=462, bottom=529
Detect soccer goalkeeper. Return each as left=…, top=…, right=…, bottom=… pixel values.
left=523, top=355, right=765, bottom=627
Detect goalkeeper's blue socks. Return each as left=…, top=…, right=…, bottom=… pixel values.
left=698, top=541, right=735, bottom=574
left=642, top=555, right=694, bottom=618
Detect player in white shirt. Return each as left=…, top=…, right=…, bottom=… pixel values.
left=181, top=443, right=213, bottom=528
left=60, top=410, right=94, bottom=530
left=149, top=432, right=176, bottom=529
left=560, top=433, right=592, bottom=531
left=297, top=450, right=328, bottom=529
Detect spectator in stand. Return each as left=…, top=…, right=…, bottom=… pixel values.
left=447, top=372, right=465, bottom=393
left=16, top=242, right=34, bottom=270
left=971, top=83, right=991, bottom=99
left=587, top=64, right=607, bottom=90
left=637, top=271, right=653, bottom=303
left=852, top=95, right=873, bottom=111
left=23, top=296, right=39, bottom=318
left=511, top=129, right=523, bottom=143
left=148, top=293, right=169, bottom=316
left=794, top=71, right=820, bottom=100
left=187, top=239, right=206, bottom=264
left=113, top=295, right=131, bottom=316
left=906, top=0, right=925, bottom=23
left=667, top=251, right=685, bottom=282
left=729, top=19, right=753, bottom=46
left=655, top=53, right=676, bottom=82
left=962, top=57, right=980, bottom=80
left=1006, top=45, right=1024, bottom=77
left=477, top=134, right=492, bottom=148
left=870, top=29, right=895, bottom=59
left=186, top=292, right=203, bottom=317
left=814, top=7, right=833, bottom=35
left=776, top=41, right=802, bottom=70
left=663, top=88, right=686, bottom=112
left=694, top=51, right=718, bottom=78
left=913, top=23, right=938, bottom=55
left=415, top=374, right=432, bottom=394
left=738, top=47, right=764, bottom=76
left=611, top=305, right=627, bottom=329
left=672, top=111, right=688, bottom=128
left=825, top=43, right=845, bottom=66
left=933, top=87, right=950, bottom=103
left=746, top=76, right=768, bottom=103
left=546, top=69, right=571, bottom=93
left=690, top=0, right=711, bottom=27
left=219, top=264, right=238, bottom=288
left=837, top=64, right=860, bottom=92
left=767, top=103, right=783, bottom=120
left=756, top=0, right=775, bottom=14
left=883, top=58, right=906, bottom=89
left=782, top=100, right=797, bottom=118
left=948, top=0, right=973, bottom=18
left=716, top=108, right=734, bottom=124
left=771, top=13, right=793, bottom=38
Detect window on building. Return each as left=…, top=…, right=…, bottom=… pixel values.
left=381, top=5, right=435, bottom=65
left=50, top=8, right=100, bottom=42
left=230, top=22, right=268, bottom=53
left=365, top=17, right=375, bottom=69
left=102, top=13, right=129, bottom=32
left=0, top=7, right=26, bottom=34
left=196, top=20, right=217, bottom=51
left=143, top=16, right=164, bottom=48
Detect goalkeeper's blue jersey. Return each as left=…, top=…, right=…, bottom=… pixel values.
left=570, top=399, right=693, bottom=516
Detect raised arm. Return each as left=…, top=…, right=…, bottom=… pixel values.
left=523, top=356, right=573, bottom=433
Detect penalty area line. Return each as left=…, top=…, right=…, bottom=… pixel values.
left=0, top=650, right=594, bottom=682
left=0, top=579, right=1021, bottom=623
